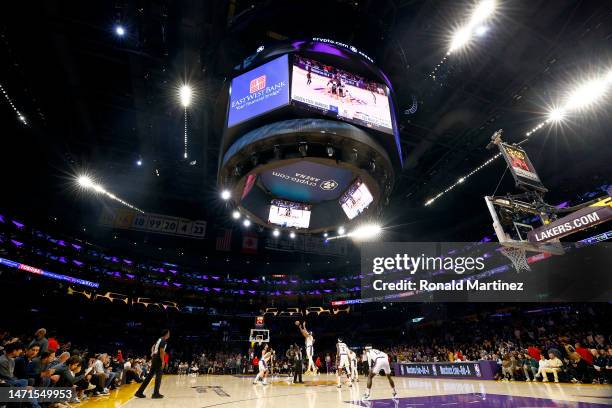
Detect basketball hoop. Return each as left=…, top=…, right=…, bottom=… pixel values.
left=500, top=246, right=530, bottom=272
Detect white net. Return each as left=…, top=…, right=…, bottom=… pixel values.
left=501, top=246, right=530, bottom=272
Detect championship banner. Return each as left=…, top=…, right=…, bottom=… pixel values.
left=528, top=197, right=612, bottom=243
left=264, top=234, right=348, bottom=256
left=99, top=208, right=206, bottom=239
left=499, top=143, right=547, bottom=192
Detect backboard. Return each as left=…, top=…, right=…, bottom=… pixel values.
left=484, top=195, right=565, bottom=255
left=249, top=329, right=270, bottom=345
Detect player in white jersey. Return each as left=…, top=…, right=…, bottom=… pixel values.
left=253, top=344, right=274, bottom=385
left=336, top=338, right=352, bottom=388
left=348, top=349, right=359, bottom=382
left=297, top=321, right=317, bottom=374
left=363, top=346, right=396, bottom=400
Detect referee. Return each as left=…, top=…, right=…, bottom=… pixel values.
left=292, top=344, right=303, bottom=384
left=135, top=329, right=170, bottom=399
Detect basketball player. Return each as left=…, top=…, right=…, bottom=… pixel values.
left=297, top=321, right=317, bottom=374
left=253, top=344, right=274, bottom=385
left=363, top=346, right=397, bottom=400
left=348, top=348, right=359, bottom=382
left=336, top=338, right=352, bottom=388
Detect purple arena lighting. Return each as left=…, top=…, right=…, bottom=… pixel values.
left=10, top=239, right=24, bottom=247
left=0, top=256, right=99, bottom=288
left=12, top=220, right=24, bottom=229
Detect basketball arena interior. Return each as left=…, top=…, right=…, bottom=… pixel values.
left=1, top=1, right=611, bottom=407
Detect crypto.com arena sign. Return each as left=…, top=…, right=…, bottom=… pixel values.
left=311, top=37, right=374, bottom=63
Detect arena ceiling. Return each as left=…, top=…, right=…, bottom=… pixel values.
left=1, top=0, right=611, bottom=245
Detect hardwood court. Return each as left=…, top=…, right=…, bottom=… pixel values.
left=79, top=373, right=612, bottom=408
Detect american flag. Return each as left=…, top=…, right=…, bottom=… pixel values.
left=215, top=229, right=232, bottom=251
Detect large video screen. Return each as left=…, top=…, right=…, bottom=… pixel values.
left=260, top=161, right=353, bottom=203
left=291, top=55, right=393, bottom=134
left=268, top=199, right=311, bottom=229
left=227, top=54, right=290, bottom=127
left=339, top=178, right=374, bottom=220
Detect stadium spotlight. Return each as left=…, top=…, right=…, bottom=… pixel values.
left=76, top=174, right=144, bottom=213
left=349, top=224, right=382, bottom=240
left=232, top=210, right=241, bottom=220
left=448, top=0, right=496, bottom=53
left=77, top=175, right=94, bottom=188
left=136, top=159, right=142, bottom=166
left=469, top=0, right=496, bottom=26
left=449, top=28, right=472, bottom=53
left=338, top=226, right=346, bottom=235
left=323, top=232, right=328, bottom=238
left=475, top=25, right=489, bottom=36
left=273, top=229, right=280, bottom=237
left=547, top=107, right=566, bottom=122
left=289, top=231, right=296, bottom=239
left=565, top=77, right=609, bottom=111
left=115, top=25, right=125, bottom=37
left=220, top=190, right=231, bottom=200
left=243, top=219, right=251, bottom=227
left=179, top=84, right=192, bottom=108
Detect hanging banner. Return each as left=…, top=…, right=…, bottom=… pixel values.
left=99, top=208, right=206, bottom=239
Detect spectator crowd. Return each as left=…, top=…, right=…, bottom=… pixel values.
left=0, top=328, right=149, bottom=408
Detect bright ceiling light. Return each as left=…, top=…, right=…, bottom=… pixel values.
left=349, top=224, right=382, bottom=240
left=449, top=27, right=472, bottom=53
left=564, top=78, right=608, bottom=111
left=179, top=85, right=192, bottom=107
left=448, top=0, right=496, bottom=53
left=289, top=231, right=296, bottom=239
left=136, top=159, right=142, bottom=166
left=115, top=26, right=125, bottom=36
left=93, top=184, right=106, bottom=194
left=220, top=190, right=231, bottom=200
left=338, top=226, right=346, bottom=235
left=323, top=232, right=328, bottom=238
left=470, top=0, right=496, bottom=26
left=232, top=210, right=241, bottom=220
left=243, top=219, right=251, bottom=227
left=475, top=25, right=489, bottom=36
left=76, top=174, right=144, bottom=213
left=77, top=175, right=93, bottom=188
left=273, top=229, right=280, bottom=237
left=547, top=107, right=566, bottom=122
